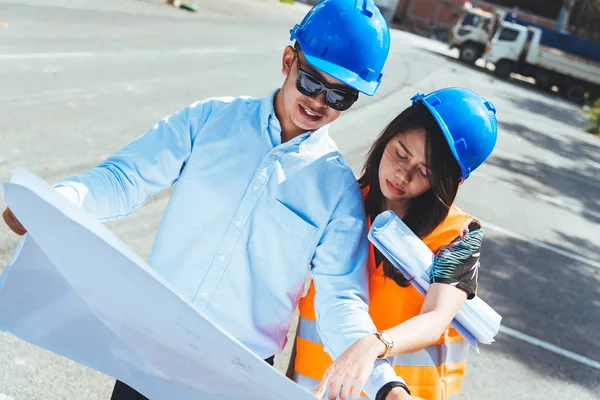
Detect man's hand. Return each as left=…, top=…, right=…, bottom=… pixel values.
left=385, top=387, right=423, bottom=400
left=313, top=334, right=385, bottom=400
left=2, top=208, right=26, bottom=235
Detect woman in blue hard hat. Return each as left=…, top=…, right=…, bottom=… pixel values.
left=292, top=88, right=498, bottom=400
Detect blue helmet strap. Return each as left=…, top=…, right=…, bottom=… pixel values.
left=360, top=67, right=379, bottom=82
left=454, top=138, right=468, bottom=155
left=355, top=0, right=374, bottom=17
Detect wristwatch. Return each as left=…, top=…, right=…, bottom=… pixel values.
left=374, top=331, right=394, bottom=359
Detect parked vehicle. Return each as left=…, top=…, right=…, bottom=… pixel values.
left=448, top=7, right=500, bottom=64
left=484, top=21, right=600, bottom=103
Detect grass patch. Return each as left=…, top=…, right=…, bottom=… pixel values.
left=586, top=99, right=600, bottom=137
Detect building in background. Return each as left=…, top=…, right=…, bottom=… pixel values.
left=392, top=0, right=556, bottom=40
left=294, top=0, right=599, bottom=43
left=372, top=0, right=401, bottom=21
left=294, top=0, right=401, bottom=22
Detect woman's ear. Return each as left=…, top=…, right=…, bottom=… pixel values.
left=281, top=45, right=295, bottom=77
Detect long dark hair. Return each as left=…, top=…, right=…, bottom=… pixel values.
left=358, top=103, right=461, bottom=286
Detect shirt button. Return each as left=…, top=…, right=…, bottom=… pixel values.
left=219, top=255, right=226, bottom=261
left=235, top=220, right=241, bottom=227
left=271, top=151, right=278, bottom=156
left=201, top=291, right=208, bottom=298
left=253, top=185, right=259, bottom=191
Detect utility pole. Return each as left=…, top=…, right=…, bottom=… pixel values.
left=556, top=0, right=577, bottom=32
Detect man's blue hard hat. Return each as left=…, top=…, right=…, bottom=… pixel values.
left=290, top=0, right=391, bottom=96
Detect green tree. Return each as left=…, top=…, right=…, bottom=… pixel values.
left=571, top=0, right=600, bottom=39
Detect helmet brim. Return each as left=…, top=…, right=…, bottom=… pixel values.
left=303, top=53, right=381, bottom=97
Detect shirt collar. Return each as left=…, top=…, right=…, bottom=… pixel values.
left=259, top=89, right=330, bottom=145
left=259, top=89, right=279, bottom=134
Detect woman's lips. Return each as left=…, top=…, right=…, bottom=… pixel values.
left=386, top=179, right=405, bottom=196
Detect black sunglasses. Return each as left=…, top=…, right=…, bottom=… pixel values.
left=294, top=53, right=359, bottom=111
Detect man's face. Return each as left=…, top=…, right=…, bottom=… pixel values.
left=279, top=46, right=357, bottom=132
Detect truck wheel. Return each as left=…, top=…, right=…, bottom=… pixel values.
left=494, top=60, right=513, bottom=79
left=459, top=44, right=481, bottom=64
left=566, top=83, right=586, bottom=104
left=534, top=71, right=551, bottom=91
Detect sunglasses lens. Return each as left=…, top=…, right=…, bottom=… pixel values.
left=327, top=90, right=357, bottom=111
left=297, top=73, right=323, bottom=97
left=296, top=68, right=357, bottom=111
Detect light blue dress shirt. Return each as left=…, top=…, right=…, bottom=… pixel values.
left=56, top=91, right=400, bottom=397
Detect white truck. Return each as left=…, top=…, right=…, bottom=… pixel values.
left=483, top=21, right=600, bottom=103
left=448, top=7, right=500, bottom=64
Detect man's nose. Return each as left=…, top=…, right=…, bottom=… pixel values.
left=310, top=91, right=327, bottom=108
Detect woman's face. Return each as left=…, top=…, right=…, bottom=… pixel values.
left=378, top=129, right=432, bottom=205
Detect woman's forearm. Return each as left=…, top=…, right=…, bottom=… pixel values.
left=371, top=283, right=467, bottom=358
left=383, top=310, right=452, bottom=357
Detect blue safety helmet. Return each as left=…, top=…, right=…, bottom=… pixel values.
left=411, top=88, right=498, bottom=182
left=290, top=0, right=390, bottom=96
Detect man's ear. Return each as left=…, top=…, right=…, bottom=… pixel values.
left=282, top=45, right=295, bottom=77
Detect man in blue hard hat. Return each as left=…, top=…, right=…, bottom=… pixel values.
left=3, top=0, right=408, bottom=399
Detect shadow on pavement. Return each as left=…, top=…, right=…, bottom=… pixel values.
left=488, top=121, right=600, bottom=223
left=479, top=233, right=600, bottom=390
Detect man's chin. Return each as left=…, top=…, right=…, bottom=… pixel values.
left=292, top=116, right=326, bottom=132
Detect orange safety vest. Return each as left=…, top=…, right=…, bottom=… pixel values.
left=294, top=201, right=475, bottom=399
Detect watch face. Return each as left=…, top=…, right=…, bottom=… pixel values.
left=381, top=332, right=393, bottom=346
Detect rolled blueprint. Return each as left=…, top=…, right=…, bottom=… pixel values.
left=368, top=210, right=502, bottom=351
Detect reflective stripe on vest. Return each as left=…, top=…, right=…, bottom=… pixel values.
left=294, top=199, right=475, bottom=399
left=298, top=317, right=470, bottom=366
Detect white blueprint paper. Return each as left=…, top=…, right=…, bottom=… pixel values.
left=368, top=211, right=502, bottom=351
left=0, top=169, right=314, bottom=400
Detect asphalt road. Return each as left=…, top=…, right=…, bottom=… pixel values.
left=0, top=1, right=599, bottom=399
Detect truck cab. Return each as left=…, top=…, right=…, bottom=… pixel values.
left=483, top=21, right=530, bottom=77
left=449, top=8, right=499, bottom=64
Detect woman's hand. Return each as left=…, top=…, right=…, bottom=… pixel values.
left=313, top=334, right=385, bottom=400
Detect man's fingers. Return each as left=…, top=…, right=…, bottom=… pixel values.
left=2, top=208, right=26, bottom=235
left=339, top=382, right=352, bottom=400
left=350, top=384, right=362, bottom=399
left=313, top=374, right=329, bottom=398
left=328, top=378, right=343, bottom=400
left=10, top=213, right=26, bottom=235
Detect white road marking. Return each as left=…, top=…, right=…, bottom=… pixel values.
left=2, top=46, right=272, bottom=61
left=0, top=52, right=94, bottom=60
left=500, top=326, right=600, bottom=370
left=483, top=219, right=600, bottom=369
